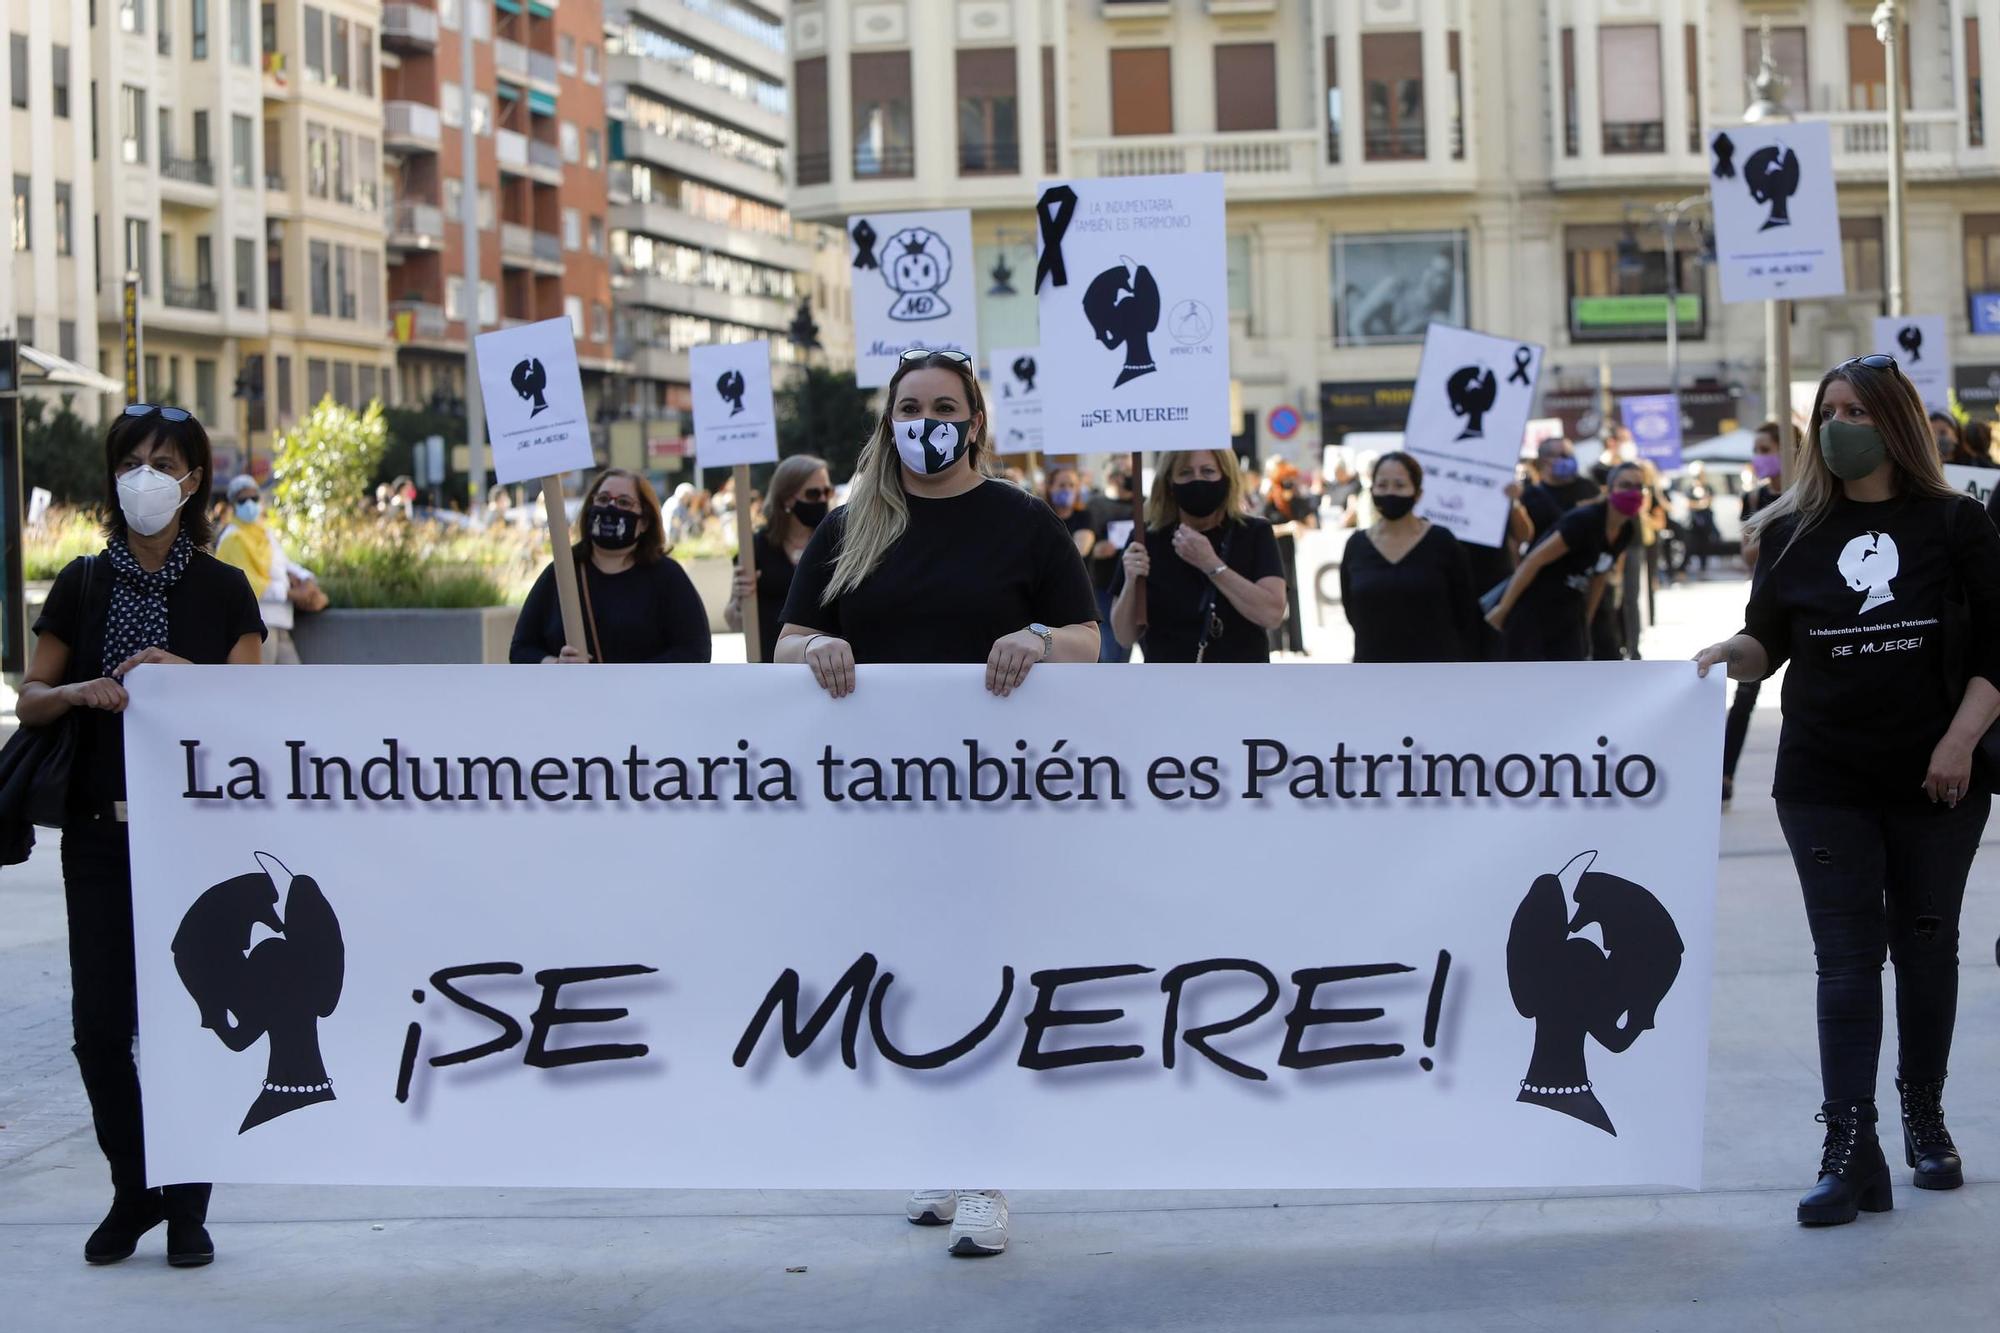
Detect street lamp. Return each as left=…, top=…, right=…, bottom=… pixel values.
left=1744, top=21, right=1795, bottom=459
left=1624, top=196, right=1710, bottom=436
left=1874, top=1, right=1908, bottom=317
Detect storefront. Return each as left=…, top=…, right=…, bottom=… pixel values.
left=1319, top=379, right=1415, bottom=444
left=1956, top=364, right=2000, bottom=421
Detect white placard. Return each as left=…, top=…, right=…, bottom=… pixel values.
left=1707, top=122, right=1845, bottom=303
left=1035, top=173, right=1230, bottom=456
left=848, top=210, right=978, bottom=388
left=1872, top=315, right=1952, bottom=415
left=988, top=346, right=1045, bottom=456
left=1944, top=464, right=1995, bottom=507
left=473, top=318, right=596, bottom=484
left=126, top=664, right=1718, bottom=1192
left=689, top=341, right=779, bottom=469
left=1401, top=324, right=1545, bottom=549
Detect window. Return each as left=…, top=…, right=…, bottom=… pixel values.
left=192, top=0, right=208, bottom=60
left=10, top=176, right=27, bottom=252
left=1966, top=215, right=2000, bottom=295
left=956, top=48, right=1019, bottom=175
left=160, top=228, right=177, bottom=291
left=230, top=0, right=251, bottom=65
left=1213, top=44, right=1277, bottom=134
left=852, top=51, right=914, bottom=176
left=357, top=26, right=374, bottom=95
left=91, top=77, right=98, bottom=159
left=1324, top=36, right=1341, bottom=163
left=1841, top=217, right=1884, bottom=294
left=1599, top=26, right=1663, bottom=153
left=588, top=215, right=604, bottom=255
left=565, top=295, right=583, bottom=339
left=307, top=358, right=327, bottom=406
left=1109, top=48, right=1172, bottom=136
left=561, top=121, right=579, bottom=163
left=1447, top=31, right=1464, bottom=160
left=1042, top=46, right=1059, bottom=174
left=121, top=0, right=144, bottom=35
left=264, top=118, right=282, bottom=187
left=1683, top=25, right=1700, bottom=154
left=232, top=114, right=255, bottom=187
left=307, top=122, right=328, bottom=197
left=235, top=235, right=256, bottom=307
left=332, top=361, right=352, bottom=407
left=1362, top=33, right=1423, bottom=160
left=335, top=243, right=354, bottom=318
left=309, top=238, right=331, bottom=315
left=358, top=364, right=376, bottom=408
left=159, top=106, right=173, bottom=163
left=59, top=320, right=76, bottom=361
left=193, top=109, right=211, bottom=165
left=195, top=235, right=213, bottom=296
left=145, top=355, right=161, bottom=399
left=563, top=207, right=581, bottom=250
left=266, top=218, right=285, bottom=309
left=445, top=274, right=466, bottom=321
left=261, top=0, right=277, bottom=61
left=471, top=92, right=490, bottom=135
left=1969, top=18, right=1985, bottom=149
left=1226, top=233, right=1251, bottom=315
left=359, top=250, right=379, bottom=326
left=195, top=359, right=216, bottom=422
left=586, top=128, right=601, bottom=169
left=53, top=44, right=69, bottom=118
left=55, top=181, right=72, bottom=256
left=478, top=279, right=496, bottom=327
left=471, top=0, right=488, bottom=41
left=10, top=35, right=28, bottom=110
left=158, top=0, right=171, bottom=55
left=275, top=353, right=292, bottom=418
left=121, top=85, right=148, bottom=164
left=302, top=5, right=324, bottom=84
left=584, top=42, right=599, bottom=83
left=559, top=34, right=576, bottom=75
left=126, top=217, right=151, bottom=294
left=1847, top=22, right=1910, bottom=111
left=357, top=137, right=377, bottom=210
left=16, top=318, right=32, bottom=349
left=330, top=16, right=350, bottom=89
left=477, top=185, right=494, bottom=229
left=1560, top=28, right=1578, bottom=156
left=1331, top=230, right=1468, bottom=346
left=440, top=82, right=463, bottom=128
left=591, top=301, right=608, bottom=342
left=443, top=175, right=463, bottom=218
left=439, top=0, right=458, bottom=31
left=794, top=56, right=829, bottom=184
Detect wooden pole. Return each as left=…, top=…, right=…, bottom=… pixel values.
left=733, top=462, right=761, bottom=662
left=539, top=474, right=589, bottom=658
left=1129, top=448, right=1147, bottom=632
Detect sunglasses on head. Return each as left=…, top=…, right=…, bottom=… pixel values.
left=898, top=348, right=972, bottom=366
left=1839, top=354, right=1898, bottom=373
left=122, top=403, right=194, bottom=423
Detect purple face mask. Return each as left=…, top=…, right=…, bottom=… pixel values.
left=1751, top=451, right=1782, bottom=481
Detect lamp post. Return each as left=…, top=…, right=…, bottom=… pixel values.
left=1875, top=1, right=1909, bottom=317
left=1624, top=196, right=1711, bottom=434
left=1745, top=22, right=1796, bottom=461
left=461, top=7, right=485, bottom=520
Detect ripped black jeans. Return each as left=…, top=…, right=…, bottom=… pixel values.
left=1776, top=794, right=1990, bottom=1104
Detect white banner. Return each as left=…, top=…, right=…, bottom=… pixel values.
left=1402, top=324, right=1544, bottom=549
left=690, top=341, right=779, bottom=469
left=1035, top=173, right=1229, bottom=456
left=1707, top=122, right=1845, bottom=303
left=473, top=318, right=596, bottom=484
left=849, top=210, right=978, bottom=388
left=126, top=665, right=1719, bottom=1192
left=988, top=346, right=1045, bottom=456
left=1872, top=315, right=1952, bottom=415
left=1945, top=463, right=1995, bottom=507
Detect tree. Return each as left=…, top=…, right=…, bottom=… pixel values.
left=20, top=394, right=105, bottom=505
left=270, top=397, right=389, bottom=546
left=380, top=403, right=466, bottom=495
left=775, top=366, right=877, bottom=482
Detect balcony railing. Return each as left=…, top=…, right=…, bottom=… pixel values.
left=795, top=150, right=831, bottom=186
left=528, top=139, right=564, bottom=173
left=1601, top=121, right=1667, bottom=155
left=852, top=145, right=916, bottom=179
left=608, top=162, right=635, bottom=203
left=1363, top=125, right=1426, bottom=161
left=384, top=101, right=443, bottom=150
left=164, top=282, right=218, bottom=311
left=1071, top=131, right=1317, bottom=181
left=496, top=128, right=529, bottom=169
left=495, top=38, right=530, bottom=80
left=381, top=2, right=440, bottom=51
left=390, top=299, right=447, bottom=339
left=162, top=155, right=215, bottom=186
left=958, top=141, right=1022, bottom=175
left=500, top=222, right=534, bottom=258
left=529, top=51, right=559, bottom=87
left=392, top=201, right=445, bottom=242
left=533, top=231, right=563, bottom=263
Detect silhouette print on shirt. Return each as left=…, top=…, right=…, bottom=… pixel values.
left=1445, top=364, right=1499, bottom=441
left=716, top=368, right=747, bottom=416
left=1507, top=851, right=1684, bottom=1136
left=1081, top=258, right=1162, bottom=388
left=172, top=854, right=345, bottom=1133
left=1837, top=530, right=1900, bottom=616
left=1744, top=144, right=1801, bottom=232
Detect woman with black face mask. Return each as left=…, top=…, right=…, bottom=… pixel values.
left=1110, top=448, right=1287, bottom=661
left=727, top=454, right=834, bottom=663
left=1339, top=452, right=1481, bottom=662
left=509, top=468, right=711, bottom=664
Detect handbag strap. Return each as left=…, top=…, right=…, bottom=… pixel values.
left=63, top=555, right=105, bottom=686
left=1193, top=525, right=1237, bottom=662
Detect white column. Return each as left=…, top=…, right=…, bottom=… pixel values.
left=1421, top=0, right=1449, bottom=165
left=1018, top=0, right=1045, bottom=182
left=826, top=0, right=853, bottom=191
left=1334, top=0, right=1361, bottom=168
left=1575, top=2, right=1602, bottom=162
left=1660, top=0, right=1691, bottom=166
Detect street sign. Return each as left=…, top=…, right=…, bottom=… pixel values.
left=1266, top=405, right=1301, bottom=440
left=1971, top=292, right=2000, bottom=336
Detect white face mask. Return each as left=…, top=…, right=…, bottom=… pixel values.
left=894, top=417, right=969, bottom=476
left=118, top=465, right=192, bottom=537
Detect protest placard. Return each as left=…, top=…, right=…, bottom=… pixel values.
left=1708, top=121, right=1845, bottom=303
left=849, top=210, right=978, bottom=388
left=1402, top=324, right=1545, bottom=547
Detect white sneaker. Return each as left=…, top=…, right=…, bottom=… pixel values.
left=947, top=1190, right=1008, bottom=1256
left=906, top=1188, right=956, bottom=1226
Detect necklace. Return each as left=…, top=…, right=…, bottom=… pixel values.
left=1520, top=1079, right=1593, bottom=1096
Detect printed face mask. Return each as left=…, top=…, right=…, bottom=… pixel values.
left=790, top=499, right=829, bottom=529
left=895, top=418, right=970, bottom=475
left=1820, top=419, right=1887, bottom=482
left=1609, top=488, right=1646, bottom=517
left=1372, top=492, right=1417, bottom=521
left=118, top=465, right=192, bottom=537
left=1172, top=478, right=1230, bottom=519
left=234, top=498, right=262, bottom=523
left=587, top=505, right=640, bottom=550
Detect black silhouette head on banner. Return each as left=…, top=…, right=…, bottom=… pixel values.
left=1082, top=258, right=1161, bottom=388
left=1897, top=324, right=1923, bottom=362
left=851, top=218, right=879, bottom=270
left=882, top=228, right=953, bottom=321
left=1507, top=851, right=1684, bottom=1136
left=1710, top=131, right=1736, bottom=179
left=172, top=853, right=346, bottom=1134
left=1744, top=145, right=1800, bottom=231
left=510, top=357, right=550, bottom=417
left=1445, top=363, right=1499, bottom=440
left=716, top=368, right=747, bottom=416
left=1011, top=355, right=1037, bottom=393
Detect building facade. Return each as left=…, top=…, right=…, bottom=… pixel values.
left=788, top=0, right=2000, bottom=463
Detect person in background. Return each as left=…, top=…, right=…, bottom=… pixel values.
left=1522, top=438, right=1603, bottom=539
left=1721, top=421, right=1789, bottom=806
left=1260, top=458, right=1318, bottom=655
left=1963, top=420, right=1993, bottom=469
left=215, top=475, right=325, bottom=665
left=1323, top=454, right=1362, bottom=525
left=1696, top=354, right=2000, bottom=1225
left=1683, top=461, right=1721, bottom=576
left=18, top=405, right=265, bottom=1268
left=1043, top=464, right=1096, bottom=559
left=1486, top=462, right=1645, bottom=661
left=1340, top=452, right=1480, bottom=662
left=727, top=455, right=834, bottom=663
left=510, top=468, right=711, bottom=665
left=1930, top=413, right=1975, bottom=467
left=1088, top=466, right=1136, bottom=662
left=1111, top=448, right=1287, bottom=662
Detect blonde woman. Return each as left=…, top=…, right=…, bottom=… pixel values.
left=1109, top=448, right=1287, bottom=661
left=726, top=454, right=834, bottom=663
left=1696, top=355, right=2000, bottom=1226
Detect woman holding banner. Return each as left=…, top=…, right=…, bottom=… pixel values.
left=510, top=468, right=711, bottom=665
left=17, top=406, right=265, bottom=1267
left=1339, top=453, right=1481, bottom=662
left=1109, top=449, right=1287, bottom=662
left=726, top=455, right=834, bottom=663
left=1696, top=354, right=2000, bottom=1226
left=1484, top=463, right=1645, bottom=661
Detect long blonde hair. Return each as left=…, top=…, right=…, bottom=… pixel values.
left=1743, top=358, right=1957, bottom=565
left=823, top=353, right=988, bottom=602
left=1145, top=449, right=1249, bottom=530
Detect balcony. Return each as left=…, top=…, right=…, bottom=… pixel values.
left=532, top=230, right=563, bottom=265
left=164, top=282, right=219, bottom=311
left=1070, top=131, right=1318, bottom=198
left=624, top=124, right=785, bottom=204
left=389, top=201, right=445, bottom=251
left=612, top=198, right=810, bottom=272
left=161, top=155, right=216, bottom=187
left=625, top=271, right=791, bottom=331
left=381, top=2, right=440, bottom=52
left=1823, top=109, right=1964, bottom=179
left=495, top=37, right=530, bottom=82
left=384, top=101, right=443, bottom=154
left=527, top=138, right=564, bottom=184
left=496, top=128, right=529, bottom=171
left=390, top=298, right=448, bottom=343
left=500, top=222, right=535, bottom=266
left=529, top=50, right=559, bottom=92
left=609, top=51, right=783, bottom=145
left=605, top=83, right=628, bottom=120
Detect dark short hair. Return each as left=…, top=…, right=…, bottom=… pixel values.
left=1371, top=450, right=1424, bottom=492
left=1930, top=411, right=1959, bottom=432
left=1754, top=420, right=1785, bottom=445
left=103, top=409, right=215, bottom=548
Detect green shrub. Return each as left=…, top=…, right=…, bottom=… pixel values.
left=25, top=508, right=106, bottom=581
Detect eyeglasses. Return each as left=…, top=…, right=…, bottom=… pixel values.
left=898, top=348, right=972, bottom=366
left=798, top=486, right=835, bottom=502
left=122, top=403, right=194, bottom=423
left=1839, top=354, right=1898, bottom=373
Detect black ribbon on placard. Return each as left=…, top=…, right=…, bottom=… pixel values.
left=1509, top=346, right=1533, bottom=385
left=1035, top=185, right=1079, bottom=292
left=851, top=219, right=878, bottom=270
left=1710, top=132, right=1736, bottom=179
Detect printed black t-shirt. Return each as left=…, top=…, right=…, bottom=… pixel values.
left=1523, top=476, right=1603, bottom=538
left=1518, top=502, right=1633, bottom=613
left=1745, top=493, right=2000, bottom=806
left=1109, top=516, right=1285, bottom=662
left=780, top=479, right=1098, bottom=663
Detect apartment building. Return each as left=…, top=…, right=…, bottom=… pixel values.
left=788, top=0, right=2000, bottom=461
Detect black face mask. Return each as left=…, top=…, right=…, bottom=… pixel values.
left=1173, top=478, right=1230, bottom=519
left=1373, top=493, right=1417, bottom=521
left=587, top=505, right=640, bottom=551
left=791, top=499, right=829, bottom=529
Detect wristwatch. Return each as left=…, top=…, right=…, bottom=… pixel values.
left=1027, top=623, right=1054, bottom=660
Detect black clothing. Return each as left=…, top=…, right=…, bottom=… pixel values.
left=781, top=479, right=1097, bottom=662
left=1523, top=476, right=1603, bottom=538
left=1262, top=496, right=1317, bottom=655
left=749, top=530, right=798, bottom=663
left=1086, top=495, right=1134, bottom=594
left=1111, top=516, right=1285, bottom=662
left=1744, top=495, right=2000, bottom=807
left=510, top=557, right=712, bottom=665
left=1723, top=679, right=1762, bottom=782
left=34, top=551, right=264, bottom=818
left=1742, top=480, right=1781, bottom=525
left=1777, top=794, right=1989, bottom=1102
left=1503, top=502, right=1633, bottom=662
left=1340, top=525, right=1480, bottom=662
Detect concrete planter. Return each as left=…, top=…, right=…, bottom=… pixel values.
left=290, top=606, right=520, bottom=664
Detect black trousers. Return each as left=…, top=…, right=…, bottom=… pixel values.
left=63, top=822, right=210, bottom=1218
left=1775, top=794, right=1990, bottom=1104
left=1722, top=680, right=1762, bottom=782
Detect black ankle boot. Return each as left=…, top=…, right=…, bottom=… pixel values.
left=84, top=1191, right=164, bottom=1265
left=162, top=1183, right=215, bottom=1268
left=1897, top=1077, right=1964, bottom=1191
left=1798, top=1101, right=1893, bottom=1226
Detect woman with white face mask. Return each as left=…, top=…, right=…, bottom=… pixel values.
left=16, top=406, right=266, bottom=1270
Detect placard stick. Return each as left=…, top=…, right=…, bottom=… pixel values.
left=539, top=474, right=589, bottom=658
left=733, top=462, right=761, bottom=662
left=1130, top=448, right=1147, bottom=632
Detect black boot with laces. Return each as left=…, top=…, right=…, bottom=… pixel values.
left=1897, top=1077, right=1963, bottom=1191
left=1798, top=1101, right=1893, bottom=1226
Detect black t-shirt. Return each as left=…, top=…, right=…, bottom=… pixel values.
left=1517, top=502, right=1633, bottom=616
left=1110, top=516, right=1285, bottom=662
left=1745, top=494, right=2000, bottom=806
left=1740, top=481, right=1780, bottom=525
left=1340, top=525, right=1481, bottom=662
left=749, top=529, right=800, bottom=663
left=34, top=550, right=265, bottom=818
left=1086, top=495, right=1134, bottom=593
left=780, top=479, right=1098, bottom=663
left=1523, top=476, right=1604, bottom=538
left=509, top=557, right=712, bottom=664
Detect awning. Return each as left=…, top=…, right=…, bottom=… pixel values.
left=527, top=1, right=554, bottom=17
left=494, top=0, right=523, bottom=13
left=496, top=84, right=520, bottom=101
left=527, top=90, right=557, bottom=117
left=17, top=343, right=121, bottom=395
